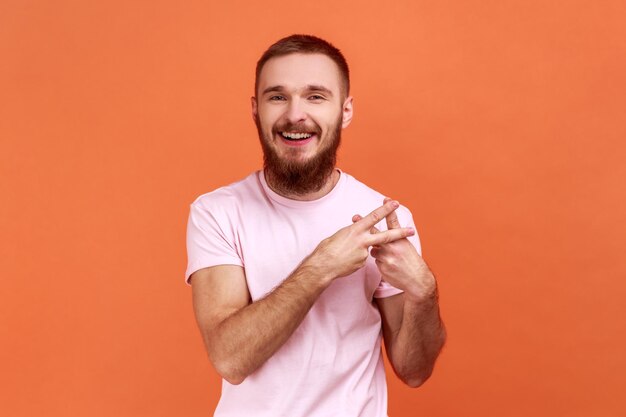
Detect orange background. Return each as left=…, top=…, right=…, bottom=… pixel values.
left=1, top=1, right=625, bottom=416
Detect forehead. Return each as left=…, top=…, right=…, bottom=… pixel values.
left=258, top=53, right=343, bottom=94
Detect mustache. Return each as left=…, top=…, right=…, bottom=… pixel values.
left=272, top=122, right=321, bottom=135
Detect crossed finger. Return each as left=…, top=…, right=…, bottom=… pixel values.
left=366, top=226, right=413, bottom=246
left=383, top=197, right=401, bottom=230
left=352, top=200, right=413, bottom=246
left=354, top=200, right=400, bottom=232
left=352, top=214, right=380, bottom=235
left=353, top=214, right=382, bottom=251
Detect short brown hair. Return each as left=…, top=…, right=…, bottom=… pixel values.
left=255, top=34, right=350, bottom=97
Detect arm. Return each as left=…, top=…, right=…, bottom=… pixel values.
left=376, top=287, right=446, bottom=387
left=191, top=261, right=330, bottom=385
left=353, top=199, right=446, bottom=387
left=191, top=200, right=415, bottom=385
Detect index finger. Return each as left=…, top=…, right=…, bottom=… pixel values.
left=367, top=226, right=415, bottom=246
left=356, top=200, right=400, bottom=231
left=383, top=197, right=401, bottom=230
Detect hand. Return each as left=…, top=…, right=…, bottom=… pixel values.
left=307, top=200, right=416, bottom=281
left=352, top=198, right=437, bottom=302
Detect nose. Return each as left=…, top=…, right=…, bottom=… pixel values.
left=285, top=98, right=307, bottom=124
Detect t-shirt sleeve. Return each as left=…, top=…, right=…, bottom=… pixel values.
left=372, top=205, right=423, bottom=298
left=185, top=199, right=243, bottom=285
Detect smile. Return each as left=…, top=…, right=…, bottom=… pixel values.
left=278, top=131, right=316, bottom=147
left=280, top=132, right=313, bottom=141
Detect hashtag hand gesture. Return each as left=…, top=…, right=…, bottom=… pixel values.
left=352, top=198, right=437, bottom=302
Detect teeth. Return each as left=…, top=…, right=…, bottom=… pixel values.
left=281, top=132, right=313, bottom=140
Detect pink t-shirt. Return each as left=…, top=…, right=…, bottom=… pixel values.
left=185, top=169, right=422, bottom=417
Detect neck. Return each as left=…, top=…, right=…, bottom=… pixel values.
left=264, top=168, right=340, bottom=201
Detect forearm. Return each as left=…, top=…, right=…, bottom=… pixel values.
left=208, top=260, right=331, bottom=384
left=389, top=293, right=447, bottom=387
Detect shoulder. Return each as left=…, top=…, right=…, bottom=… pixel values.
left=341, top=170, right=414, bottom=218
left=341, top=171, right=387, bottom=203
left=190, top=171, right=262, bottom=213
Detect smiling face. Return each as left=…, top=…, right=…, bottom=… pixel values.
left=252, top=53, right=353, bottom=196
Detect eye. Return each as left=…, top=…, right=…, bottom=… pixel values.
left=308, top=95, right=325, bottom=101
left=269, top=95, right=286, bottom=101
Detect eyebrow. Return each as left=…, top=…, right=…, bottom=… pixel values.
left=261, top=84, right=334, bottom=97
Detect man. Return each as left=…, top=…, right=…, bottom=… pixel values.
left=185, top=34, right=446, bottom=417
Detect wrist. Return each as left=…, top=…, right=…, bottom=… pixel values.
left=298, top=254, right=335, bottom=287
left=404, top=281, right=439, bottom=306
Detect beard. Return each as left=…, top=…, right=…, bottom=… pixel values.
left=255, top=114, right=342, bottom=197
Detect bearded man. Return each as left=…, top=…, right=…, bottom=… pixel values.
left=185, top=34, right=446, bottom=417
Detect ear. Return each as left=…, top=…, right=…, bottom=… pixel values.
left=341, top=96, right=354, bottom=128
left=251, top=96, right=258, bottom=123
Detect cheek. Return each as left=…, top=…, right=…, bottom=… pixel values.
left=265, top=113, right=284, bottom=130
left=320, top=109, right=343, bottom=127
left=257, top=113, right=277, bottom=131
